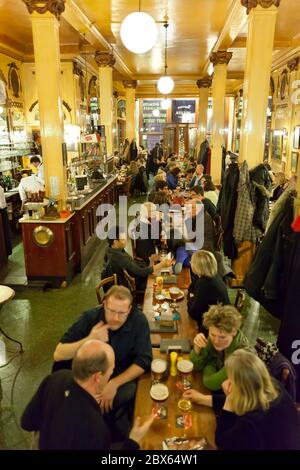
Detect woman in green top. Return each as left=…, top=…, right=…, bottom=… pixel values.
left=190, top=304, right=248, bottom=391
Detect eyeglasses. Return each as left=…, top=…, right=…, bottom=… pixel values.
left=105, top=306, right=130, bottom=318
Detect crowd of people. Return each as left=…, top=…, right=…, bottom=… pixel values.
left=20, top=138, right=300, bottom=451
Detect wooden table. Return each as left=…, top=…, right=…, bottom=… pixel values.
left=143, top=268, right=198, bottom=345
left=134, top=350, right=216, bottom=450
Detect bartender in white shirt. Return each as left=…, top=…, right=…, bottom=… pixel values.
left=18, top=170, right=45, bottom=205
left=30, top=156, right=44, bottom=184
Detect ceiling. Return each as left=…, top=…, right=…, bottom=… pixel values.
left=0, top=0, right=300, bottom=96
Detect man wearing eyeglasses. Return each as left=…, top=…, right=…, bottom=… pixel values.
left=52, top=285, right=152, bottom=438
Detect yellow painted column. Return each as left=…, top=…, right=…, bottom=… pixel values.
left=196, top=77, right=212, bottom=155
left=123, top=80, right=137, bottom=143
left=240, top=2, right=279, bottom=167
left=95, top=52, right=115, bottom=157
left=24, top=3, right=67, bottom=204
left=210, top=51, right=232, bottom=184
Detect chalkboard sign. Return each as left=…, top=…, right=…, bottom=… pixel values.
left=172, top=99, right=196, bottom=123
left=142, top=99, right=167, bottom=133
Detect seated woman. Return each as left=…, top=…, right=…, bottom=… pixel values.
left=167, top=167, right=181, bottom=190
left=187, top=251, right=230, bottom=330
left=183, top=349, right=300, bottom=450
left=189, top=304, right=248, bottom=391
left=202, top=175, right=219, bottom=207
left=270, top=171, right=286, bottom=201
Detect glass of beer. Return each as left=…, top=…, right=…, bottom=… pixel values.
left=169, top=286, right=181, bottom=315
left=177, top=359, right=193, bottom=390
left=151, top=358, right=167, bottom=384
left=150, top=383, right=169, bottom=419
left=177, top=398, right=192, bottom=414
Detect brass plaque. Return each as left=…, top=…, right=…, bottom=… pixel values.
left=32, top=226, right=54, bottom=247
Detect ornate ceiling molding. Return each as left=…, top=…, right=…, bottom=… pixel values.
left=196, top=77, right=212, bottom=89
left=287, top=57, right=299, bottom=72
left=241, top=0, right=281, bottom=15
left=123, top=80, right=138, bottom=89
left=23, top=0, right=66, bottom=20
left=94, top=51, right=115, bottom=68
left=210, top=51, right=233, bottom=66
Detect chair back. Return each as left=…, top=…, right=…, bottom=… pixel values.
left=234, top=288, right=245, bottom=312
left=123, top=269, right=136, bottom=293
left=96, top=274, right=117, bottom=304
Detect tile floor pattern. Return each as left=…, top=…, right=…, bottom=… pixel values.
left=0, top=195, right=280, bottom=450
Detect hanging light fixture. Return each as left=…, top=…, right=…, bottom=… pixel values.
left=161, top=98, right=171, bottom=110
left=153, top=108, right=160, bottom=117
left=120, top=1, right=158, bottom=54
left=157, top=18, right=174, bottom=95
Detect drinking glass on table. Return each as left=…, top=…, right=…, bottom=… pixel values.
left=150, top=383, right=169, bottom=419
left=169, top=286, right=181, bottom=315
left=177, top=359, right=193, bottom=390
left=151, top=358, right=167, bottom=384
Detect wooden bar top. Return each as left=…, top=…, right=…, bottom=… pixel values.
left=134, top=349, right=216, bottom=450
left=143, top=268, right=198, bottom=345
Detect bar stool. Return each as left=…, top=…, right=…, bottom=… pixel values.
left=0, top=285, right=23, bottom=356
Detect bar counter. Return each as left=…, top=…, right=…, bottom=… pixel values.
left=19, top=176, right=117, bottom=287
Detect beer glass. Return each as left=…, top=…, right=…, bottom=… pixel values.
left=169, top=286, right=181, bottom=315
left=150, top=383, right=169, bottom=419
left=151, top=358, right=167, bottom=383
left=177, top=359, right=193, bottom=390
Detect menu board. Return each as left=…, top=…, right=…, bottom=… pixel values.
left=142, top=99, right=167, bottom=132
left=172, top=99, right=196, bottom=123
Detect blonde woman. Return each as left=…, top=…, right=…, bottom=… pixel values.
left=189, top=304, right=248, bottom=391
left=184, top=349, right=300, bottom=450
left=188, top=251, right=230, bottom=330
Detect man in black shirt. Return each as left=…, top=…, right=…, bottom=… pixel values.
left=22, top=340, right=153, bottom=450
left=53, top=285, right=152, bottom=436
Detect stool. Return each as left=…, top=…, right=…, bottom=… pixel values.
left=0, top=285, right=23, bottom=356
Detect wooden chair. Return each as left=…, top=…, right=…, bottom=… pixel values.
left=123, top=269, right=144, bottom=307
left=95, top=274, right=117, bottom=304
left=234, top=288, right=246, bottom=312
left=117, top=176, right=132, bottom=196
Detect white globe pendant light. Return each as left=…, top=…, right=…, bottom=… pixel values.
left=120, top=11, right=158, bottom=54
left=157, top=76, right=174, bottom=95
left=152, top=108, right=160, bottom=117
left=157, top=18, right=174, bottom=95
left=161, top=98, right=171, bottom=110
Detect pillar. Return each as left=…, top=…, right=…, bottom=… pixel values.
left=123, top=80, right=137, bottom=143
left=23, top=0, right=67, bottom=204
left=196, top=77, right=212, bottom=157
left=239, top=0, right=280, bottom=168
left=210, top=51, right=232, bottom=184
left=95, top=51, right=115, bottom=157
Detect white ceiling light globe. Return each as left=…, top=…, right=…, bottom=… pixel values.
left=157, top=76, right=174, bottom=95
left=152, top=108, right=160, bottom=117
left=120, top=12, right=158, bottom=54
left=161, top=98, right=171, bottom=110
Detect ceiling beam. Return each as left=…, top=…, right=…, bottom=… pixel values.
left=62, top=0, right=132, bottom=78
left=231, top=36, right=292, bottom=49
left=201, top=0, right=247, bottom=76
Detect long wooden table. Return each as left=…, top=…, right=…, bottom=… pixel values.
left=143, top=268, right=198, bottom=346
left=134, top=349, right=216, bottom=450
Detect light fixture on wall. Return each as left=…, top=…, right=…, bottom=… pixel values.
left=161, top=98, right=171, bottom=110
left=120, top=1, right=158, bottom=54
left=157, top=17, right=174, bottom=95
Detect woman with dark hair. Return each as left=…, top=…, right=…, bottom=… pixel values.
left=202, top=176, right=219, bottom=207
left=167, top=167, right=181, bottom=190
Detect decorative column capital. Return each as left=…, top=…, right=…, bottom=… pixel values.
left=123, top=80, right=138, bottom=89
left=241, top=0, right=281, bottom=15
left=23, top=0, right=66, bottom=20
left=196, top=77, right=212, bottom=89
left=210, top=51, right=233, bottom=66
left=287, top=57, right=299, bottom=72
left=94, top=51, right=115, bottom=67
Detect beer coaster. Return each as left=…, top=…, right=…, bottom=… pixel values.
left=184, top=413, right=193, bottom=430
left=151, top=405, right=168, bottom=420
left=175, top=380, right=185, bottom=392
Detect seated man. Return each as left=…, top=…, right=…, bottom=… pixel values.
left=22, top=339, right=153, bottom=449
left=52, top=286, right=152, bottom=437
left=104, top=225, right=173, bottom=291
left=130, top=202, right=162, bottom=265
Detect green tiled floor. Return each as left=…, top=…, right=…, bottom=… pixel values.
left=0, top=197, right=280, bottom=450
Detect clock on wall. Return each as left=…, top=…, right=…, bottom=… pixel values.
left=8, top=62, right=22, bottom=98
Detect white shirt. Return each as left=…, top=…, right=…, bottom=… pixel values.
left=0, top=186, right=6, bottom=209
left=37, top=163, right=44, bottom=184
left=18, top=175, right=45, bottom=202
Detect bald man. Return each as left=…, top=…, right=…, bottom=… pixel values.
left=21, top=340, right=153, bottom=450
